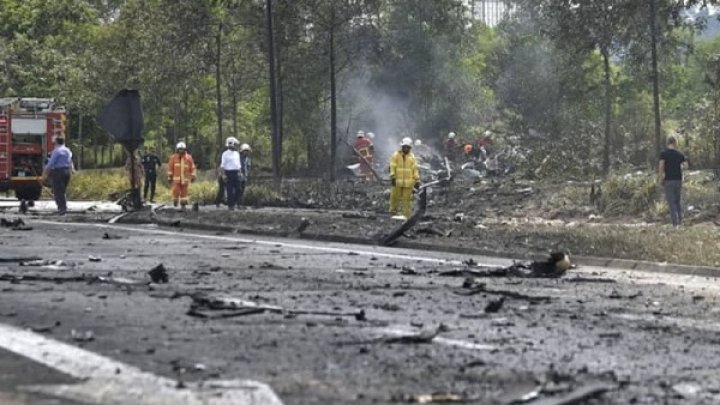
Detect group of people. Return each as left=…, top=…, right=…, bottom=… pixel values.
left=216, top=137, right=252, bottom=210
left=37, top=129, right=688, bottom=226
left=445, top=130, right=494, bottom=164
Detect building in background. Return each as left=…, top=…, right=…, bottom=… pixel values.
left=465, top=0, right=514, bottom=27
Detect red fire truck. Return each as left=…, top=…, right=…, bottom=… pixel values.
left=0, top=98, right=67, bottom=200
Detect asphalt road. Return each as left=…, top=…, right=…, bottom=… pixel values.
left=1, top=219, right=719, bottom=404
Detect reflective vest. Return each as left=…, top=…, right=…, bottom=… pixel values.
left=389, top=150, right=419, bottom=188
left=167, top=153, right=196, bottom=184
left=354, top=137, right=373, bottom=158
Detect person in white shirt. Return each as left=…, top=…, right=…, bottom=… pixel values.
left=220, top=137, right=242, bottom=210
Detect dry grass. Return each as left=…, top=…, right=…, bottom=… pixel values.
left=480, top=222, right=720, bottom=267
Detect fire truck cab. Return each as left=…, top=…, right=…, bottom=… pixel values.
left=0, top=98, right=67, bottom=201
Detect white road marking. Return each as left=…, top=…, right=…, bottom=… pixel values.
left=35, top=220, right=492, bottom=266
left=0, top=322, right=283, bottom=405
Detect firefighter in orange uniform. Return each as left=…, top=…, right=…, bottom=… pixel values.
left=167, top=142, right=196, bottom=210
left=353, top=130, right=374, bottom=181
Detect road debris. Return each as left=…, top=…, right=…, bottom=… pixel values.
left=484, top=297, right=505, bottom=313
left=528, top=382, right=615, bottom=405
left=148, top=264, right=169, bottom=283
left=1, top=218, right=24, bottom=228
left=188, top=294, right=366, bottom=321
left=88, top=255, right=102, bottom=262
left=672, top=382, right=702, bottom=399
left=71, top=329, right=95, bottom=342
left=441, top=253, right=572, bottom=279
left=455, top=280, right=552, bottom=303
left=31, top=321, right=61, bottom=333
left=297, top=217, right=310, bottom=234
left=19, top=259, right=72, bottom=269
left=380, top=188, right=428, bottom=246
left=0, top=256, right=41, bottom=263
left=102, top=232, right=123, bottom=240
left=396, top=392, right=466, bottom=403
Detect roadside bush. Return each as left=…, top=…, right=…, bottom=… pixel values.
left=68, top=170, right=128, bottom=200
left=596, top=173, right=659, bottom=216
left=243, top=184, right=284, bottom=206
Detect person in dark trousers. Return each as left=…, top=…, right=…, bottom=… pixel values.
left=141, top=151, right=161, bottom=202
left=42, top=136, right=73, bottom=215
left=221, top=137, right=241, bottom=210
left=215, top=141, right=232, bottom=208
left=659, top=136, right=688, bottom=227
left=238, top=143, right=252, bottom=205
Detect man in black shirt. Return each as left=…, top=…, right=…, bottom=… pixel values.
left=658, top=136, right=688, bottom=226
left=141, top=151, right=162, bottom=202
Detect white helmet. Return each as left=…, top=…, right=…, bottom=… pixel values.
left=483, top=130, right=492, bottom=137
left=225, top=137, right=239, bottom=147
left=367, top=132, right=375, bottom=139
left=356, top=130, right=365, bottom=138
left=414, top=139, right=422, bottom=146
left=401, top=137, right=413, bottom=147
left=240, top=143, right=251, bottom=152
left=448, top=132, right=456, bottom=139
left=176, top=142, right=186, bottom=150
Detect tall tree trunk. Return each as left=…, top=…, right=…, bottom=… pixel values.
left=231, top=77, right=238, bottom=138
left=329, top=4, right=337, bottom=182
left=649, top=0, right=662, bottom=157
left=266, top=0, right=281, bottom=182
left=602, top=47, right=612, bottom=175
left=215, top=23, right=224, bottom=151
left=78, top=114, right=83, bottom=170
left=277, top=58, right=284, bottom=175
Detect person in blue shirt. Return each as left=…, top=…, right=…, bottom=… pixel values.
left=42, top=136, right=73, bottom=215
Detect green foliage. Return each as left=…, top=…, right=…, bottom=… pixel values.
left=596, top=173, right=659, bottom=216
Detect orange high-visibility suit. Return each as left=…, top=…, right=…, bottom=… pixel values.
left=167, top=152, right=196, bottom=206
left=389, top=150, right=420, bottom=218
left=354, top=137, right=374, bottom=180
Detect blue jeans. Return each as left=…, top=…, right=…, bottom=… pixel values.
left=663, top=180, right=682, bottom=226
left=224, top=170, right=240, bottom=208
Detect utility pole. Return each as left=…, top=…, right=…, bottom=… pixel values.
left=329, top=4, right=337, bottom=182
left=266, top=0, right=281, bottom=182
left=649, top=0, right=662, bottom=156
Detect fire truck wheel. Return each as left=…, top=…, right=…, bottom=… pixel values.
left=15, top=185, right=42, bottom=201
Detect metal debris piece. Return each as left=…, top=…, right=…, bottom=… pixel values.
left=380, top=188, right=428, bottom=246
left=528, top=382, right=614, bottom=405
left=0, top=256, right=41, bottom=263
left=88, top=256, right=102, bottom=262
left=414, top=393, right=465, bottom=403
left=672, top=382, right=702, bottom=399
left=297, top=217, right=310, bottom=234
left=20, top=259, right=69, bottom=268
left=31, top=321, right=61, bottom=333
left=148, top=264, right=169, bottom=283
left=454, top=282, right=551, bottom=303
left=1, top=218, right=24, bottom=227
left=71, top=329, right=95, bottom=342
left=484, top=297, right=505, bottom=313
left=189, top=294, right=366, bottom=321
left=102, top=232, right=123, bottom=240
left=342, top=212, right=377, bottom=220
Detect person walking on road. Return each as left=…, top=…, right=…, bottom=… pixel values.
left=41, top=135, right=73, bottom=215
left=389, top=137, right=420, bottom=219
left=659, top=136, right=688, bottom=227
left=238, top=143, right=252, bottom=205
left=167, top=142, right=196, bottom=211
left=221, top=137, right=241, bottom=210
left=141, top=151, right=162, bottom=202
